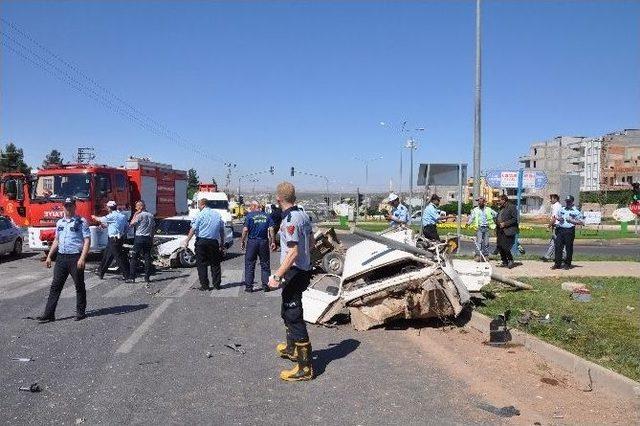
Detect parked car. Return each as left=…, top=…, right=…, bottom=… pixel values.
left=0, top=215, right=23, bottom=257
left=154, top=215, right=234, bottom=268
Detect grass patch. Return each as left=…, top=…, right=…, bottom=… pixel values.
left=477, top=277, right=640, bottom=381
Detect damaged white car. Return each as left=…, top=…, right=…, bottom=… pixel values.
left=155, top=215, right=234, bottom=268
left=301, top=228, right=496, bottom=331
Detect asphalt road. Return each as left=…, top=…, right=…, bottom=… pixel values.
left=0, top=241, right=505, bottom=425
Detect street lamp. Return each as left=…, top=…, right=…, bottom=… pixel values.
left=404, top=138, right=418, bottom=215
left=380, top=121, right=424, bottom=198
left=354, top=155, right=383, bottom=187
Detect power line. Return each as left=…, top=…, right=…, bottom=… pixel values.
left=1, top=18, right=224, bottom=165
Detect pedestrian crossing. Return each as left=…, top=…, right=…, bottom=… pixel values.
left=0, top=267, right=282, bottom=301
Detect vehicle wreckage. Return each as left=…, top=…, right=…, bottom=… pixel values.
left=302, top=227, right=528, bottom=331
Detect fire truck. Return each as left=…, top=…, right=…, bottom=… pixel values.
left=0, top=172, right=30, bottom=226
left=27, top=157, right=188, bottom=252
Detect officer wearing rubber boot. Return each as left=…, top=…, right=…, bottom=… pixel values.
left=183, top=198, right=225, bottom=290
left=268, top=182, right=315, bottom=381
left=36, top=197, right=91, bottom=323
left=241, top=200, right=274, bottom=292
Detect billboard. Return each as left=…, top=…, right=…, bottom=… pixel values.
left=417, top=163, right=467, bottom=186
left=485, top=170, right=548, bottom=190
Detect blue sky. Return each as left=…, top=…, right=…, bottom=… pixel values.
left=1, top=1, right=638, bottom=192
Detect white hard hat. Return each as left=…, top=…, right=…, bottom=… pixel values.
left=386, top=193, right=399, bottom=202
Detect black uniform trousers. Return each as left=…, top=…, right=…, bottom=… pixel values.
left=554, top=227, right=576, bottom=267
left=422, top=224, right=440, bottom=242
left=195, top=237, right=222, bottom=289
left=98, top=236, right=130, bottom=279
left=496, top=228, right=515, bottom=264
left=43, top=253, right=86, bottom=318
left=130, top=235, right=153, bottom=281
left=244, top=238, right=270, bottom=289
left=281, top=268, right=311, bottom=342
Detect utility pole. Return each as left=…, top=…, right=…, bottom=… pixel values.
left=405, top=138, right=418, bottom=216
left=224, top=162, right=237, bottom=193
left=472, top=0, right=482, bottom=202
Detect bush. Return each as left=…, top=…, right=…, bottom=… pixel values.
left=581, top=190, right=633, bottom=207
left=439, top=201, right=473, bottom=215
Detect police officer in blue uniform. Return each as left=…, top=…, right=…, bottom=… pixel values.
left=37, top=197, right=91, bottom=323
left=268, top=182, right=315, bottom=381
left=384, top=193, right=409, bottom=228
left=241, top=201, right=274, bottom=293
left=551, top=195, right=584, bottom=270
left=92, top=200, right=130, bottom=280
left=183, top=198, right=225, bottom=290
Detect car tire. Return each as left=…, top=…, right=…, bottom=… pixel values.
left=321, top=252, right=344, bottom=276
left=179, top=248, right=197, bottom=268
left=12, top=238, right=22, bottom=257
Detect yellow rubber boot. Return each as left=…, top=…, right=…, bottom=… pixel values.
left=280, top=341, right=313, bottom=382
left=276, top=338, right=297, bottom=361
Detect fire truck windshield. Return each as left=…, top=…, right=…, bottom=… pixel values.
left=33, top=174, right=91, bottom=200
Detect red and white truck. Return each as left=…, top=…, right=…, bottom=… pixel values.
left=0, top=172, right=30, bottom=226
left=27, top=157, right=188, bottom=252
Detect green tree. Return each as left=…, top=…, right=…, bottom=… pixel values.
left=0, top=142, right=30, bottom=174
left=187, top=168, right=199, bottom=199
left=42, top=149, right=64, bottom=168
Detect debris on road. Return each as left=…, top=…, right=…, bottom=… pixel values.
left=75, top=418, right=86, bottom=424
left=571, top=288, right=592, bottom=302
left=539, top=314, right=551, bottom=325
left=475, top=402, right=521, bottom=418
left=224, top=343, right=246, bottom=355
left=206, top=351, right=213, bottom=358
left=18, top=383, right=41, bottom=393
left=626, top=305, right=635, bottom=312
left=11, top=357, right=33, bottom=362
left=137, top=360, right=160, bottom=366
left=488, top=311, right=511, bottom=345
left=540, top=377, right=560, bottom=386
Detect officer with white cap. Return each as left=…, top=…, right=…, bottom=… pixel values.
left=384, top=193, right=409, bottom=228
left=92, top=200, right=130, bottom=280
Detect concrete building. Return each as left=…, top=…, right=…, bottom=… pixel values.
left=600, top=129, right=640, bottom=189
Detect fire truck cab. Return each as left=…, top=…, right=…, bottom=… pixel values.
left=0, top=172, right=29, bottom=226
left=27, top=158, right=188, bottom=252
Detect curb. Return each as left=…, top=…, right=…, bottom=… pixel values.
left=468, top=311, right=640, bottom=400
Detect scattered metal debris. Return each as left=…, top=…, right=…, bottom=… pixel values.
left=19, top=383, right=41, bottom=393
left=75, top=418, right=86, bottom=424
left=12, top=357, right=33, bottom=362
left=475, top=402, right=520, bottom=417
left=488, top=311, right=511, bottom=346
left=206, top=351, right=213, bottom=358
left=225, top=343, right=246, bottom=355
left=539, top=314, right=551, bottom=325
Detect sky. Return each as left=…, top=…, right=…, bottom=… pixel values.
left=1, top=0, right=639, bottom=193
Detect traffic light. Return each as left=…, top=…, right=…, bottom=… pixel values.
left=290, top=167, right=295, bottom=177
left=324, top=196, right=330, bottom=205
left=357, top=192, right=364, bottom=206
left=269, top=166, right=274, bottom=175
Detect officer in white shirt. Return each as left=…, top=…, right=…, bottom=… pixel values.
left=540, top=194, right=562, bottom=262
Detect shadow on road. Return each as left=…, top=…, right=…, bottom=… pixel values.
left=87, top=303, right=148, bottom=318
left=220, top=281, right=245, bottom=290
left=0, top=252, right=39, bottom=265
left=313, top=338, right=360, bottom=377
left=149, top=274, right=190, bottom=284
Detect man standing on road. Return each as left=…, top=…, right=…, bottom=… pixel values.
left=422, top=194, right=445, bottom=242
left=551, top=195, right=584, bottom=270
left=183, top=198, right=225, bottom=291
left=268, top=182, right=315, bottom=382
left=540, top=194, right=562, bottom=262
left=384, top=193, right=409, bottom=228
left=466, top=196, right=497, bottom=261
left=129, top=200, right=155, bottom=283
left=36, top=197, right=91, bottom=323
left=92, top=201, right=130, bottom=280
left=495, top=194, right=518, bottom=269
left=241, top=201, right=273, bottom=293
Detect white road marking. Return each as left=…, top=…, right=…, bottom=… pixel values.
left=0, top=276, right=53, bottom=300
left=115, top=298, right=174, bottom=354
left=156, top=272, right=196, bottom=298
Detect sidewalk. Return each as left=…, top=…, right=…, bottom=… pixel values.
left=499, top=260, right=640, bottom=278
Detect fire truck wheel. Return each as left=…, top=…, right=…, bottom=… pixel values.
left=12, top=238, right=22, bottom=256
left=179, top=248, right=197, bottom=268
left=321, top=252, right=344, bottom=276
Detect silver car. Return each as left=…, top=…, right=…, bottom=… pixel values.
left=0, top=215, right=23, bottom=257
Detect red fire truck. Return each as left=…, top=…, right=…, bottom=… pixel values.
left=0, top=172, right=30, bottom=226
left=27, top=157, right=188, bottom=252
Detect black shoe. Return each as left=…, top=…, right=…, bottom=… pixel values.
left=144, top=277, right=151, bottom=283
left=244, top=287, right=254, bottom=293
left=507, top=261, right=515, bottom=269
left=539, top=256, right=549, bottom=262
left=75, top=314, right=87, bottom=321
left=36, top=315, right=55, bottom=324
left=211, top=284, right=221, bottom=291
left=563, top=264, right=572, bottom=270
left=550, top=265, right=561, bottom=270
left=198, top=287, right=209, bottom=291
left=95, top=270, right=105, bottom=280
left=262, top=286, right=270, bottom=293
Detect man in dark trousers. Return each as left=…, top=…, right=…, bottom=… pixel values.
left=92, top=200, right=130, bottom=280
left=495, top=194, right=519, bottom=269
left=129, top=200, right=155, bottom=283
left=183, top=198, right=225, bottom=290
left=268, top=182, right=315, bottom=381
left=36, top=197, right=91, bottom=323
left=551, top=195, right=584, bottom=270
left=241, top=200, right=274, bottom=293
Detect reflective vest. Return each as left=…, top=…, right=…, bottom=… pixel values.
left=471, top=206, right=496, bottom=230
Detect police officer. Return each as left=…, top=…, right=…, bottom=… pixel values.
left=92, top=200, right=130, bottom=280
left=241, top=200, right=274, bottom=293
left=183, top=198, right=225, bottom=291
left=268, top=182, right=315, bottom=382
left=422, top=194, right=444, bottom=241
left=36, top=197, right=91, bottom=323
left=129, top=200, right=155, bottom=283
left=551, top=195, right=584, bottom=270
left=384, top=193, right=409, bottom=228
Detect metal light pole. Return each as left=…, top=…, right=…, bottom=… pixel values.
left=472, top=0, right=482, bottom=202
left=355, top=155, right=383, bottom=187
left=405, top=138, right=418, bottom=215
